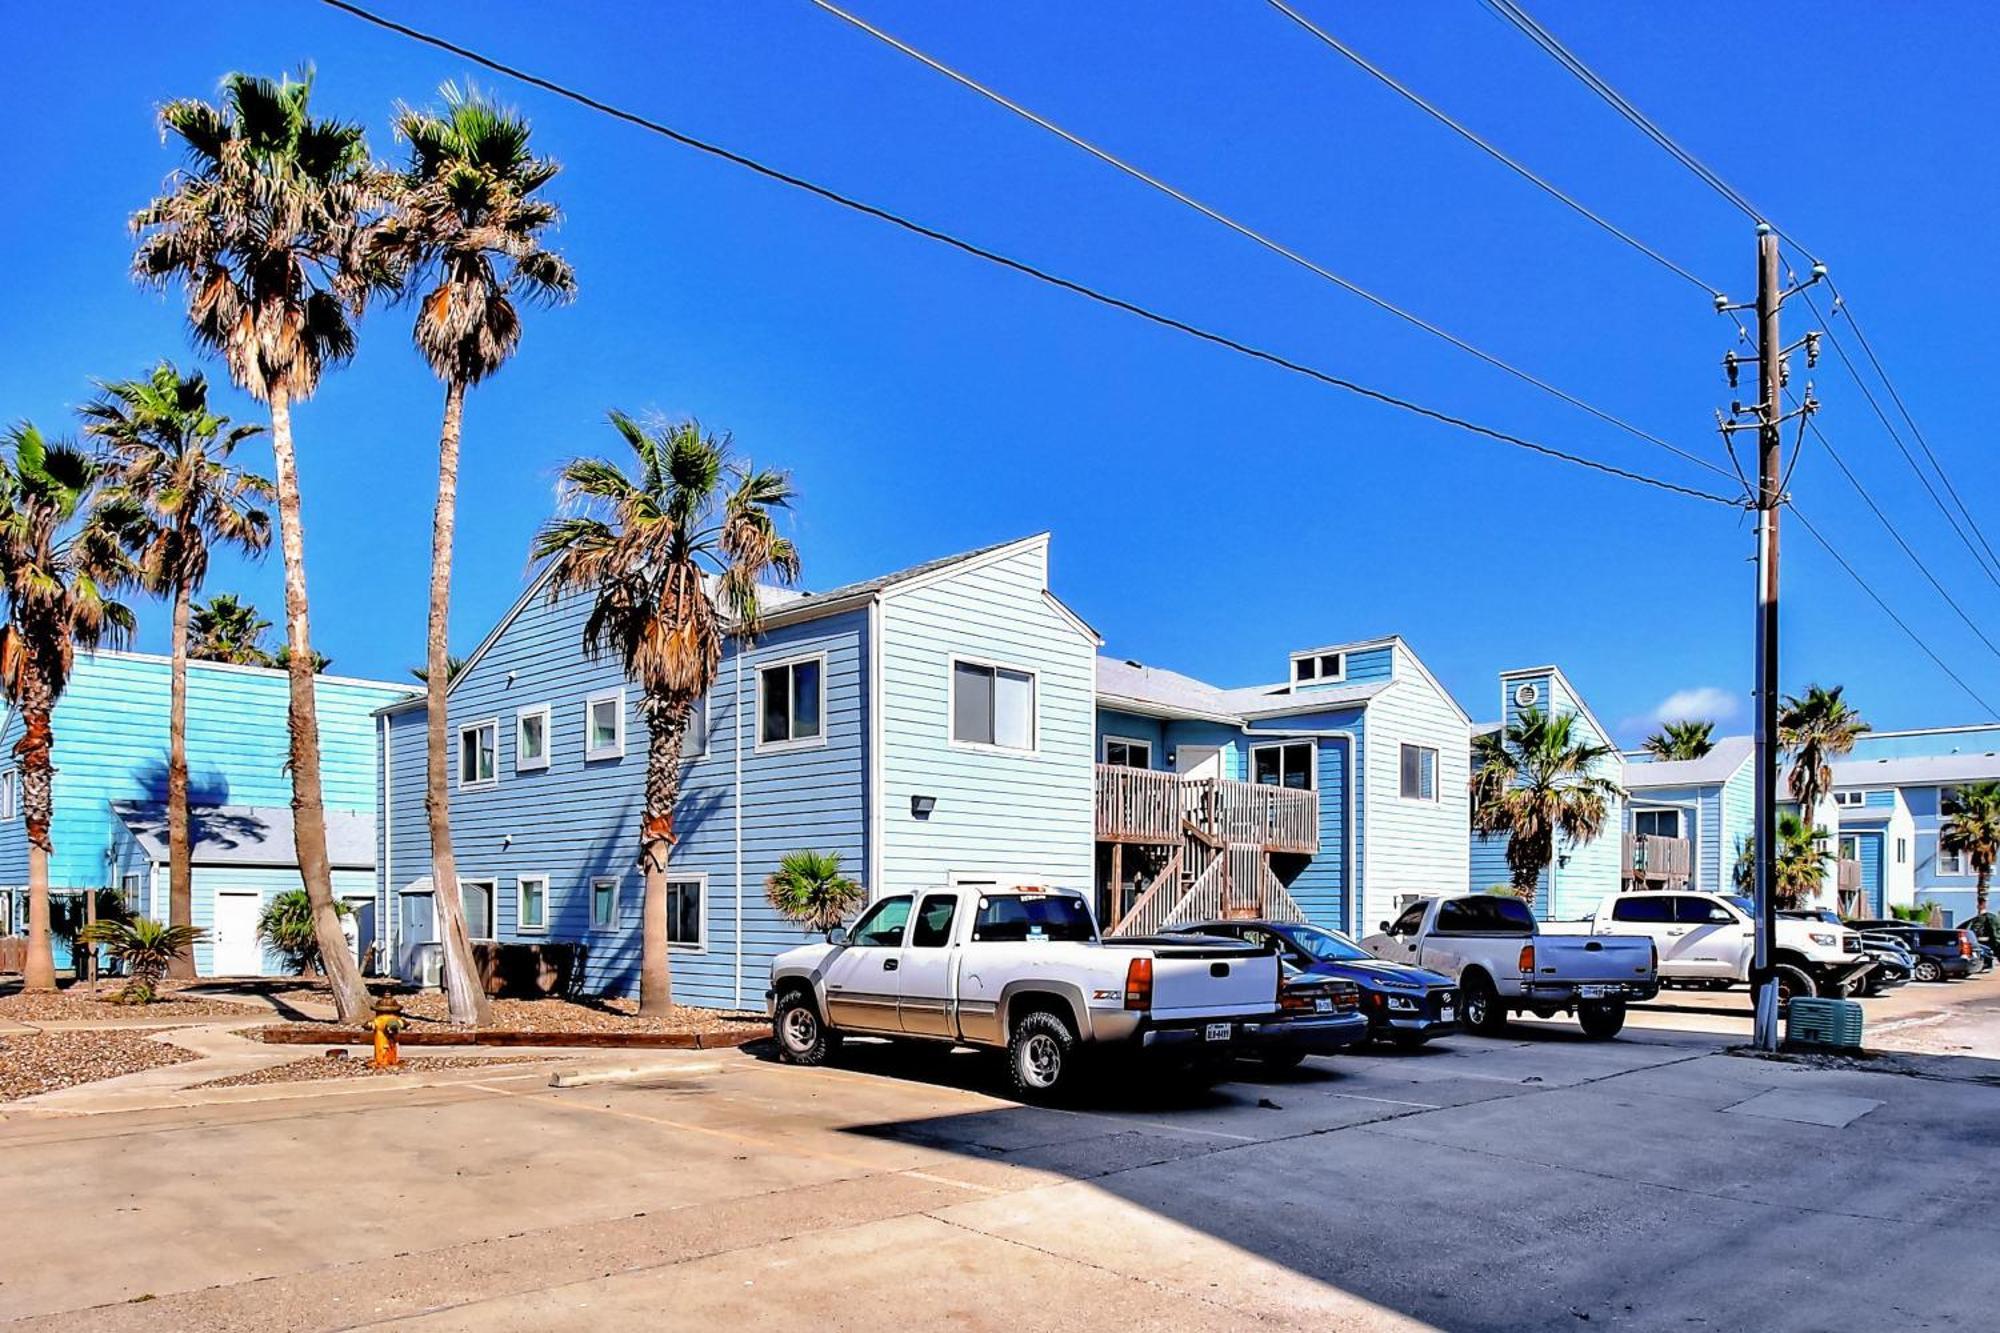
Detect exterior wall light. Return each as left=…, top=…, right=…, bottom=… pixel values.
left=911, top=794, right=937, bottom=820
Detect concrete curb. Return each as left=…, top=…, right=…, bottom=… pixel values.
left=258, top=1025, right=766, bottom=1050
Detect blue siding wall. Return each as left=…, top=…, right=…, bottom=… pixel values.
left=1248, top=706, right=1364, bottom=933
left=1292, top=644, right=1392, bottom=694
left=1850, top=831, right=1885, bottom=917
left=1095, top=710, right=1166, bottom=767
left=1168, top=721, right=1247, bottom=781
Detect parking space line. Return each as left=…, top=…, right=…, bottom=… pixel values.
left=1325, top=1092, right=1443, bottom=1109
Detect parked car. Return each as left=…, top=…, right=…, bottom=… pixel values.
left=1167, top=919, right=1458, bottom=1049
left=1362, top=894, right=1656, bottom=1039
left=767, top=885, right=1283, bottom=1099
left=1548, top=892, right=1872, bottom=1001
left=1844, top=919, right=1976, bottom=982
left=1235, top=967, right=1368, bottom=1068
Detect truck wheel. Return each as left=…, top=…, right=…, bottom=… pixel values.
left=1914, top=959, right=1943, bottom=982
left=1774, top=963, right=1816, bottom=1010
left=1577, top=1000, right=1626, bottom=1040
left=774, top=991, right=839, bottom=1065
left=1008, top=1011, right=1078, bottom=1101
left=1462, top=974, right=1508, bottom=1035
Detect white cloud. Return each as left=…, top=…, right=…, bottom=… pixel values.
left=1647, top=686, right=1741, bottom=726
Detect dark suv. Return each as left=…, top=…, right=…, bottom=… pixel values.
left=1844, top=919, right=1975, bottom=982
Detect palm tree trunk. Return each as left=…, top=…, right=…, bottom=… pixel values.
left=267, top=385, right=370, bottom=1025
left=1979, top=870, right=1990, bottom=918
left=165, top=578, right=195, bottom=979
left=19, top=669, right=56, bottom=990
left=424, top=378, right=489, bottom=1027
left=638, top=701, right=690, bottom=1016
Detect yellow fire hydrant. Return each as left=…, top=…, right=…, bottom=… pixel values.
left=369, top=996, right=406, bottom=1069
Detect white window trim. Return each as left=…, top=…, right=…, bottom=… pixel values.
left=755, top=652, right=830, bottom=753
left=1939, top=846, right=1972, bottom=877
left=459, top=877, right=498, bottom=941
left=515, top=873, right=550, bottom=935
left=515, top=704, right=552, bottom=773
left=1631, top=807, right=1684, bottom=840
left=666, top=871, right=709, bottom=954
left=1399, top=742, right=1441, bottom=803
left=947, top=654, right=1039, bottom=755
left=682, top=693, right=709, bottom=762
left=0, top=768, right=16, bottom=821
left=589, top=874, right=622, bottom=932
left=1101, top=734, right=1153, bottom=769
left=457, top=718, right=500, bottom=790
left=1249, top=739, right=1317, bottom=791
left=1832, top=789, right=1866, bottom=808
left=1290, top=651, right=1346, bottom=685
left=585, top=688, right=626, bottom=761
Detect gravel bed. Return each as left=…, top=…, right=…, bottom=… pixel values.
left=265, top=987, right=765, bottom=1035
left=0, top=983, right=268, bottom=1023
left=0, top=1030, right=197, bottom=1102
left=191, top=1052, right=568, bottom=1089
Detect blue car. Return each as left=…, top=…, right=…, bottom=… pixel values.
left=1168, top=919, right=1460, bottom=1049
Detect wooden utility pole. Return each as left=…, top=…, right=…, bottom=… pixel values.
left=1751, top=224, right=1783, bottom=1051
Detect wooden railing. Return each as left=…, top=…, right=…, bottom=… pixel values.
left=1096, top=765, right=1318, bottom=855
left=1836, top=858, right=1862, bottom=893
left=1622, top=833, right=1692, bottom=884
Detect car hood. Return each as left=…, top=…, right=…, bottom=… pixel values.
left=1297, top=958, right=1453, bottom=989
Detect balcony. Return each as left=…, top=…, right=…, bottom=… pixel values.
left=1836, top=858, right=1861, bottom=895
left=1095, top=764, right=1318, bottom=856
left=1623, top=832, right=1692, bottom=886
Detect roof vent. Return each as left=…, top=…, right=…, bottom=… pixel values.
left=1124, top=659, right=1143, bottom=668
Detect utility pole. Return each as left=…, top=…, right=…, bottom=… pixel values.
left=1716, top=222, right=1822, bottom=1051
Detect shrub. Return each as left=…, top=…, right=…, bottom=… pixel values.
left=765, top=850, right=864, bottom=933
left=256, top=890, right=353, bottom=975
left=78, top=917, right=206, bottom=1004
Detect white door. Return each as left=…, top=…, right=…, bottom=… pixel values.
left=1176, top=745, right=1223, bottom=780
left=822, top=894, right=911, bottom=1033
left=897, top=891, right=962, bottom=1037
left=212, top=892, right=265, bottom=976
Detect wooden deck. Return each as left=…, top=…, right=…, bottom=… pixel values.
left=1622, top=833, right=1692, bottom=886
left=1095, top=764, right=1318, bottom=856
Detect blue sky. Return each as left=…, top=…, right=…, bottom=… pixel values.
left=3, top=2, right=1996, bottom=741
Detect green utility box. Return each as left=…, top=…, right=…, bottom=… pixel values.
left=1785, top=997, right=1865, bottom=1049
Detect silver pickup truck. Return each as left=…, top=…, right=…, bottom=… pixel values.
left=767, top=885, right=1290, bottom=1099
left=1361, top=894, right=1658, bottom=1039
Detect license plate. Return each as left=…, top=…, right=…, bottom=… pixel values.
left=1577, top=984, right=1607, bottom=999
left=1314, top=998, right=1333, bottom=1013
left=1438, top=1005, right=1456, bottom=1023
left=1205, top=1022, right=1231, bottom=1042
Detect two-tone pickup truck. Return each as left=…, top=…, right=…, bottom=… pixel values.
left=1361, top=893, right=1658, bottom=1039
left=766, top=885, right=1292, bottom=1099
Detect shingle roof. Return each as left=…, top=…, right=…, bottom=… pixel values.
left=1096, top=657, right=1238, bottom=720
left=765, top=536, right=1036, bottom=618
left=1622, top=734, right=1755, bottom=788
left=1226, top=680, right=1394, bottom=717
left=1831, top=752, right=2000, bottom=789
left=110, top=802, right=376, bottom=870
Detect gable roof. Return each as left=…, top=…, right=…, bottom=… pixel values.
left=1622, top=734, right=1754, bottom=789
left=1499, top=664, right=1618, bottom=749
left=1096, top=658, right=1241, bottom=723
left=110, top=801, right=376, bottom=870
left=1830, top=752, right=2000, bottom=789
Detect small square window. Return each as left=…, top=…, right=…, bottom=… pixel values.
left=1833, top=790, right=1864, bottom=808
left=951, top=660, right=1035, bottom=750
left=1252, top=741, right=1314, bottom=791
left=759, top=658, right=825, bottom=748
left=1103, top=737, right=1152, bottom=769
left=586, top=690, right=625, bottom=761
left=590, top=876, right=620, bottom=931
left=517, top=875, right=548, bottom=933
left=667, top=878, right=704, bottom=949
left=516, top=706, right=550, bottom=773
left=1400, top=743, right=1438, bottom=801
left=458, top=720, right=498, bottom=787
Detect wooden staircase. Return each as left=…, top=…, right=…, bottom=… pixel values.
left=1107, top=825, right=1305, bottom=937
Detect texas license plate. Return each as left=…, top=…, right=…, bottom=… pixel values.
left=1577, top=985, right=1607, bottom=999
left=1438, top=1005, right=1456, bottom=1023
left=1314, top=998, right=1333, bottom=1013
left=1205, top=1022, right=1231, bottom=1042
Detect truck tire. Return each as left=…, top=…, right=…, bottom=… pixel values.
left=774, top=990, right=839, bottom=1066
left=1008, top=1010, right=1078, bottom=1101
left=1577, top=1000, right=1626, bottom=1040
left=1461, top=973, right=1508, bottom=1035
left=1774, top=963, right=1816, bottom=1007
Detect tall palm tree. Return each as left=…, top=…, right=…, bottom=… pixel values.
left=188, top=592, right=274, bottom=665
left=534, top=414, right=798, bottom=1014
left=1779, top=683, right=1871, bottom=814
left=83, top=362, right=272, bottom=978
left=0, top=426, right=136, bottom=990
left=131, top=68, right=392, bottom=1023
left=375, top=84, right=575, bottom=1026
left=1942, top=781, right=2000, bottom=917
left=1733, top=812, right=1834, bottom=910
left=1641, top=719, right=1715, bottom=761
left=1471, top=708, right=1623, bottom=901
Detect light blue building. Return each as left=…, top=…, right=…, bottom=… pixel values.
left=1093, top=637, right=1471, bottom=939
left=0, top=651, right=408, bottom=974
left=1830, top=723, right=2000, bottom=923
left=375, top=534, right=1101, bottom=1008
left=1466, top=666, right=1624, bottom=918
left=1620, top=735, right=1756, bottom=899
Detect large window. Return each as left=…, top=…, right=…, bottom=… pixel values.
left=952, top=660, right=1035, bottom=750
left=667, top=877, right=704, bottom=949
left=1102, top=736, right=1152, bottom=769
left=458, top=720, right=497, bottom=788
left=460, top=879, right=495, bottom=940
left=590, top=876, right=620, bottom=931
left=585, top=689, right=625, bottom=761
left=759, top=657, right=824, bottom=748
left=516, top=874, right=548, bottom=933
left=1400, top=743, right=1438, bottom=801
left=1632, top=808, right=1683, bottom=840
left=1251, top=741, right=1314, bottom=791
left=516, top=705, right=550, bottom=773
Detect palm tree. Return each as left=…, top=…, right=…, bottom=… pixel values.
left=132, top=68, right=391, bottom=1023
left=0, top=426, right=136, bottom=990
left=79, top=917, right=207, bottom=1005
left=1779, top=683, right=1871, bottom=815
left=374, top=84, right=575, bottom=1027
left=188, top=592, right=275, bottom=665
left=766, top=850, right=864, bottom=934
left=83, top=362, right=271, bottom=979
left=409, top=653, right=464, bottom=685
left=271, top=644, right=333, bottom=673
left=1641, top=719, right=1715, bottom=762
left=1470, top=708, right=1623, bottom=901
left=535, top=414, right=798, bottom=1013
left=1941, top=781, right=2000, bottom=917
left=1733, top=812, right=1834, bottom=910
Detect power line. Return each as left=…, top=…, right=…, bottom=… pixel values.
left=807, top=0, right=1741, bottom=487
left=1261, top=0, right=1723, bottom=297
left=1785, top=502, right=1999, bottom=720
left=313, top=0, right=1742, bottom=508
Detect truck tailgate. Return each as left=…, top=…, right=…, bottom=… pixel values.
left=1528, top=934, right=1655, bottom=984
left=1133, top=940, right=1278, bottom=1018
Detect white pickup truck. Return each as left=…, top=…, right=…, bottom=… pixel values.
left=766, top=885, right=1287, bottom=1099
left=1542, top=890, right=1874, bottom=1001
left=1362, top=894, right=1658, bottom=1039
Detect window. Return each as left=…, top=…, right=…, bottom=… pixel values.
left=1102, top=736, right=1152, bottom=769
left=1632, top=808, right=1683, bottom=840
left=590, top=876, right=620, bottom=931
left=1435, top=897, right=1535, bottom=935
left=1897, top=837, right=1908, bottom=865
left=849, top=895, right=912, bottom=947
left=970, top=894, right=1095, bottom=943
left=952, top=659, right=1035, bottom=750
left=1833, top=790, right=1864, bottom=808
left=1386, top=903, right=1428, bottom=937
left=759, top=657, right=824, bottom=748
left=683, top=695, right=708, bottom=760
left=121, top=872, right=142, bottom=916
left=910, top=893, right=958, bottom=948
left=1838, top=835, right=1861, bottom=864
left=1251, top=741, right=1314, bottom=791
left=666, top=877, right=704, bottom=949
left=516, top=705, right=550, bottom=773
left=1400, top=743, right=1438, bottom=801
left=458, top=720, right=497, bottom=787
left=1674, top=896, right=1738, bottom=925
left=460, top=879, right=495, bottom=940
left=1941, top=847, right=1971, bottom=877
left=0, top=769, right=15, bottom=820
left=1292, top=652, right=1344, bottom=684
left=585, top=690, right=625, bottom=761
left=1611, top=896, right=1674, bottom=923
left=517, top=874, right=548, bottom=933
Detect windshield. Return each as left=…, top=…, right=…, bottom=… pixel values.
left=971, top=894, right=1096, bottom=943
left=1287, top=925, right=1374, bottom=963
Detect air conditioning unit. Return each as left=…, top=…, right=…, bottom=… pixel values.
left=417, top=942, right=444, bottom=990
left=1785, top=997, right=1864, bottom=1049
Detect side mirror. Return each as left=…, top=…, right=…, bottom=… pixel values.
left=1378, top=922, right=1391, bottom=934
left=826, top=926, right=849, bottom=946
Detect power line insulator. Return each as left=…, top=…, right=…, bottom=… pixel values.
left=1723, top=350, right=1740, bottom=388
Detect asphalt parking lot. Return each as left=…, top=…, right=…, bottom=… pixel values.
left=5, top=979, right=1999, bottom=1332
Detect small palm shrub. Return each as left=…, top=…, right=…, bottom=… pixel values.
left=257, top=890, right=352, bottom=975
left=766, top=850, right=864, bottom=934
left=78, top=917, right=206, bottom=1004
left=51, top=890, right=130, bottom=971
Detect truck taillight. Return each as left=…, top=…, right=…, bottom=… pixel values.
left=1962, top=933, right=1975, bottom=959
left=1518, top=944, right=1535, bottom=974
left=1124, top=957, right=1153, bottom=1011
